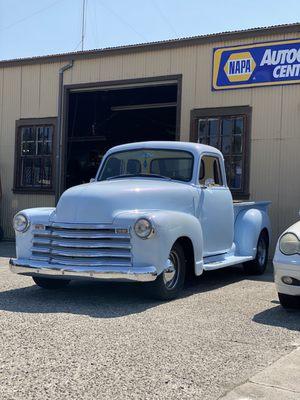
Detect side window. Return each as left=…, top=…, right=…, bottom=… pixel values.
left=199, top=155, right=223, bottom=187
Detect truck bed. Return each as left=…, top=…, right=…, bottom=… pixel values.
left=233, top=200, right=271, bottom=220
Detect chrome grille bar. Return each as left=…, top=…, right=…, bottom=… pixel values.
left=31, top=224, right=132, bottom=267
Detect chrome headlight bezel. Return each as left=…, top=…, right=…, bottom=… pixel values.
left=279, top=232, right=300, bottom=256
left=134, top=218, right=154, bottom=239
left=13, top=213, right=30, bottom=233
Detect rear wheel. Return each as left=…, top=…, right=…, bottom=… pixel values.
left=147, top=242, right=186, bottom=301
left=243, top=231, right=269, bottom=275
left=278, top=293, right=300, bottom=309
left=32, top=277, right=70, bottom=289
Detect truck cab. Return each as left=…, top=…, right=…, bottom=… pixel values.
left=10, top=141, right=271, bottom=300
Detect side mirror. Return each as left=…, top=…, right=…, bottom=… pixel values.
left=90, top=178, right=96, bottom=183
left=205, top=178, right=215, bottom=187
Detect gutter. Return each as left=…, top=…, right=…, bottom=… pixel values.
left=55, top=61, right=74, bottom=204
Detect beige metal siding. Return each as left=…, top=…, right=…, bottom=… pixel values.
left=0, top=32, right=299, bottom=251
left=0, top=65, right=55, bottom=238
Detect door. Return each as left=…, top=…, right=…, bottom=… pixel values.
left=197, top=154, right=234, bottom=256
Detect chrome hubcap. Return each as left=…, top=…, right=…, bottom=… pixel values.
left=163, top=251, right=180, bottom=290
left=257, top=238, right=267, bottom=266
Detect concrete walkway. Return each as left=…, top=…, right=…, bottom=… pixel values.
left=221, top=345, right=300, bottom=399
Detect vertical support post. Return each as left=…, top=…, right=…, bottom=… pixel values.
left=55, top=61, right=73, bottom=204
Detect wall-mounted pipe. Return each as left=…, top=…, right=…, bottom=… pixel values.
left=55, top=61, right=74, bottom=204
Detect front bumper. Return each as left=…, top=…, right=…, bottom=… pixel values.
left=9, top=258, right=158, bottom=283
left=274, top=261, right=300, bottom=296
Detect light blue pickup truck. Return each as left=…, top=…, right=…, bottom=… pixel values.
left=10, top=141, right=271, bottom=300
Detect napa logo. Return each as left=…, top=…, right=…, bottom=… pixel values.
left=224, top=51, right=256, bottom=82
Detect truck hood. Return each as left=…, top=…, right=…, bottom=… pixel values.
left=52, top=179, right=196, bottom=224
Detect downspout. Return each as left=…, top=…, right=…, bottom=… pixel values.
left=55, top=61, right=74, bottom=204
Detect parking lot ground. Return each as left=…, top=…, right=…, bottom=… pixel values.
left=0, top=242, right=299, bottom=400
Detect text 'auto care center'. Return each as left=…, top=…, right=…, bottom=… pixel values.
left=213, top=38, right=300, bottom=89
left=0, top=23, right=300, bottom=251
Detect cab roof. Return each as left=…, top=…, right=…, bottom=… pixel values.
left=106, top=141, right=223, bottom=158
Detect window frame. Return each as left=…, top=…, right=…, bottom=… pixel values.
left=13, top=117, right=57, bottom=194
left=190, top=106, right=251, bottom=199
left=198, top=153, right=225, bottom=188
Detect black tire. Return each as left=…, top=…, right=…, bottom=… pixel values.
left=278, top=293, right=300, bottom=309
left=32, top=276, right=71, bottom=289
left=147, top=242, right=186, bottom=301
left=0, top=226, right=4, bottom=241
left=243, top=231, right=269, bottom=275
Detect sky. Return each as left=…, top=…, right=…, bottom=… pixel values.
left=0, top=0, right=300, bottom=61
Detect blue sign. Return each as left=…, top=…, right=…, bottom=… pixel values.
left=212, top=38, right=300, bottom=90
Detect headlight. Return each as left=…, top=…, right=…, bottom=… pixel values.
left=134, top=218, right=154, bottom=239
left=279, top=232, right=300, bottom=255
left=13, top=213, right=30, bottom=233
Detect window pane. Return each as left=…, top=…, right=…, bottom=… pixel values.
left=21, top=127, right=35, bottom=141
left=198, top=119, right=208, bottom=143
left=21, top=141, right=36, bottom=155
left=208, top=119, right=219, bottom=147
left=221, top=135, right=231, bottom=155
left=229, top=156, right=243, bottom=190
left=232, top=134, right=242, bottom=154
left=222, top=118, right=234, bottom=136
left=37, top=126, right=52, bottom=141
left=37, top=140, right=52, bottom=155
left=40, top=158, right=52, bottom=187
left=200, top=155, right=223, bottom=186
left=223, top=156, right=230, bottom=181
left=234, top=117, right=244, bottom=135
left=21, top=158, right=34, bottom=187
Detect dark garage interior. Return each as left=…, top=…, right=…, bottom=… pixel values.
left=65, top=83, right=178, bottom=188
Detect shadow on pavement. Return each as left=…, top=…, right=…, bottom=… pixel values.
left=253, top=304, right=300, bottom=332
left=0, top=264, right=274, bottom=318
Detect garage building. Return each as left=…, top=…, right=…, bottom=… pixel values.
left=0, top=23, right=300, bottom=250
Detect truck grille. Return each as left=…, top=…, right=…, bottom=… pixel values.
left=31, top=224, right=132, bottom=267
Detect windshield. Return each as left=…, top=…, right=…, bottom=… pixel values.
left=98, top=149, right=194, bottom=182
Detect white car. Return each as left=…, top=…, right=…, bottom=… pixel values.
left=273, top=221, right=300, bottom=308
left=10, top=141, right=271, bottom=300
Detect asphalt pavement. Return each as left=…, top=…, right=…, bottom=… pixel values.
left=0, top=241, right=299, bottom=399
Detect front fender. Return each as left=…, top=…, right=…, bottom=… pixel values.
left=14, top=207, right=55, bottom=259
left=234, top=208, right=271, bottom=257
left=114, top=210, right=203, bottom=276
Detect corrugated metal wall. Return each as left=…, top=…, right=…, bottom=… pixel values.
left=0, top=32, right=299, bottom=250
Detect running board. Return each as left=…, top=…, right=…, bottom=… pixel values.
left=203, top=255, right=253, bottom=271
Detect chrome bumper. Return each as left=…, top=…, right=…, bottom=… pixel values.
left=9, top=258, right=158, bottom=283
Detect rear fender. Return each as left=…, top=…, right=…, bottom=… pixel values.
left=234, top=208, right=270, bottom=257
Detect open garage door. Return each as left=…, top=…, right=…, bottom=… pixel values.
left=65, top=79, right=180, bottom=189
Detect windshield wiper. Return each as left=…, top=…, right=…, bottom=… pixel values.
left=105, top=173, right=171, bottom=181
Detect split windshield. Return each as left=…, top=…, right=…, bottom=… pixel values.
left=98, top=149, right=194, bottom=182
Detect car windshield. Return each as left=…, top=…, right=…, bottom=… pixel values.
left=98, top=149, right=194, bottom=182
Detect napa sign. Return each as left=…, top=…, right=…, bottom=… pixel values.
left=212, top=38, right=300, bottom=90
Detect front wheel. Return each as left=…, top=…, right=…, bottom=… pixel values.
left=243, top=231, right=269, bottom=275
left=278, top=293, right=300, bottom=309
left=32, top=276, right=71, bottom=289
left=146, top=242, right=186, bottom=301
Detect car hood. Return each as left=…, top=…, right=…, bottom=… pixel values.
left=282, top=220, right=300, bottom=237
left=51, top=179, right=196, bottom=224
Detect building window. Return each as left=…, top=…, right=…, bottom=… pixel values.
left=190, top=107, right=251, bottom=199
left=14, top=118, right=56, bottom=193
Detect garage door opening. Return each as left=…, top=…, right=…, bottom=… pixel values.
left=65, top=82, right=179, bottom=188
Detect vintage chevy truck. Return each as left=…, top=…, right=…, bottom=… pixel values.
left=10, top=141, right=271, bottom=300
